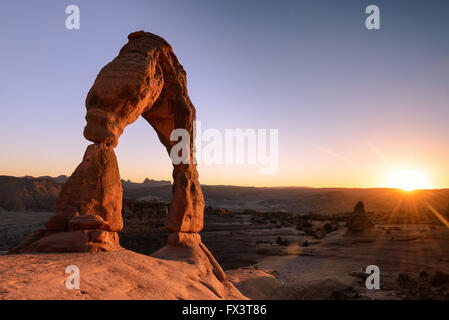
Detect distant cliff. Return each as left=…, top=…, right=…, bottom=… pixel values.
left=0, top=175, right=172, bottom=212
left=1, top=175, right=448, bottom=217
left=0, top=176, right=62, bottom=211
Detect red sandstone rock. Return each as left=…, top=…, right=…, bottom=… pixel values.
left=346, top=201, right=375, bottom=233
left=26, top=230, right=121, bottom=253
left=0, top=249, right=246, bottom=299
left=83, top=30, right=204, bottom=233
left=154, top=236, right=227, bottom=284
left=17, top=31, right=205, bottom=254
left=46, top=143, right=123, bottom=233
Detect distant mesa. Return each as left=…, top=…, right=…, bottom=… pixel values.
left=0, top=175, right=172, bottom=212
left=345, top=201, right=375, bottom=233
left=0, top=175, right=62, bottom=212
left=143, top=177, right=171, bottom=185
left=21, top=175, right=69, bottom=184
left=121, top=177, right=171, bottom=190
left=38, top=175, right=69, bottom=184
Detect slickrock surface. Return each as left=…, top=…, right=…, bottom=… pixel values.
left=0, top=248, right=246, bottom=300
left=228, top=225, right=449, bottom=300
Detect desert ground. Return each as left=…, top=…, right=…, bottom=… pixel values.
left=1, top=179, right=449, bottom=300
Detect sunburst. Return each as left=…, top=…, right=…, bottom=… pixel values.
left=387, top=169, right=433, bottom=191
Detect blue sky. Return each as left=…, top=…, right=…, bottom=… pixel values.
left=1, top=0, right=448, bottom=187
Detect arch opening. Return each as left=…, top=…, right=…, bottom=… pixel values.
left=17, top=31, right=206, bottom=252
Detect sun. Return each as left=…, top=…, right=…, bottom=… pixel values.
left=387, top=169, right=433, bottom=191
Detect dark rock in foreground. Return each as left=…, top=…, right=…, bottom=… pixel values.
left=346, top=201, right=375, bottom=233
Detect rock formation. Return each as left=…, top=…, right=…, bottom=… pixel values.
left=345, top=201, right=375, bottom=233
left=13, top=31, right=206, bottom=254
left=0, top=250, right=246, bottom=299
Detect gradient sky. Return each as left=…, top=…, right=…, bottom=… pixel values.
left=1, top=0, right=448, bottom=188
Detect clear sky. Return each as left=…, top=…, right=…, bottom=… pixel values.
left=1, top=0, right=448, bottom=188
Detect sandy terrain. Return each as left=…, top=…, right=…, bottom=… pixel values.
left=2, top=204, right=449, bottom=300
left=0, top=210, right=52, bottom=252
left=227, top=225, right=449, bottom=299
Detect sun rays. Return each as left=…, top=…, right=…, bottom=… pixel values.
left=387, top=169, right=434, bottom=191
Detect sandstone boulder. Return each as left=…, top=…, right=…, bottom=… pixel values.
left=346, top=201, right=375, bottom=233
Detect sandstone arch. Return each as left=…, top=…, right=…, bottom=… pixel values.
left=19, top=31, right=206, bottom=252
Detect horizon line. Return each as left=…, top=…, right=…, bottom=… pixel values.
left=4, top=174, right=449, bottom=191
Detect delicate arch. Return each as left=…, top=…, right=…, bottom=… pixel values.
left=17, top=31, right=205, bottom=252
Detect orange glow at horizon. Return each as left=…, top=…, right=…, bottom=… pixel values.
left=386, top=169, right=434, bottom=191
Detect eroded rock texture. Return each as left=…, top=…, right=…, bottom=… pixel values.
left=46, top=144, right=123, bottom=233
left=15, top=31, right=205, bottom=253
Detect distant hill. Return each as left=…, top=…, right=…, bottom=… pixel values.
left=22, top=175, right=68, bottom=183
left=123, top=183, right=449, bottom=215
left=1, top=175, right=448, bottom=216
left=0, top=176, right=62, bottom=211
left=0, top=175, right=171, bottom=212
left=37, top=175, right=68, bottom=184
left=121, top=178, right=171, bottom=191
